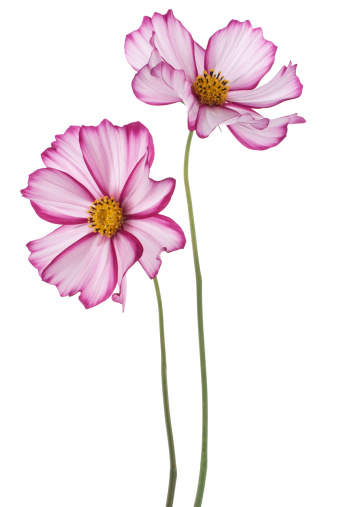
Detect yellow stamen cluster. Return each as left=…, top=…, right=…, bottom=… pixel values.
left=88, top=197, right=124, bottom=237
left=192, top=69, right=230, bottom=106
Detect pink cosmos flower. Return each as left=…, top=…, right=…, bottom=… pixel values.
left=125, top=10, right=305, bottom=148
left=22, top=120, right=186, bottom=310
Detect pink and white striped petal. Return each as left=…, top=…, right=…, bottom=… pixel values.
left=194, top=41, right=206, bottom=75
left=147, top=47, right=163, bottom=69
left=227, top=107, right=306, bottom=150
left=227, top=62, right=303, bottom=108
left=41, top=126, right=101, bottom=198
left=152, top=61, right=195, bottom=106
left=120, top=154, right=175, bottom=218
left=132, top=60, right=191, bottom=106
left=79, top=120, right=154, bottom=199
left=195, top=105, right=259, bottom=139
left=151, top=10, right=197, bottom=83
left=205, top=20, right=277, bottom=91
left=27, top=224, right=91, bottom=275
left=187, top=97, right=202, bottom=132
left=123, top=215, right=186, bottom=278
left=112, top=275, right=128, bottom=309
left=112, top=230, right=143, bottom=311
left=42, top=233, right=118, bottom=309
left=125, top=15, right=154, bottom=71
left=21, top=168, right=93, bottom=224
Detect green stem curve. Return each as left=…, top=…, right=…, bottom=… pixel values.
left=153, top=275, right=177, bottom=507
left=183, top=131, right=208, bottom=507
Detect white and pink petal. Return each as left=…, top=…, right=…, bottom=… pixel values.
left=194, top=41, right=206, bottom=75
left=187, top=97, right=202, bottom=132
left=112, top=275, right=128, bottom=310
left=132, top=60, right=191, bottom=106
left=42, top=233, right=118, bottom=309
left=27, top=224, right=91, bottom=275
left=125, top=15, right=154, bottom=71
left=120, top=154, right=175, bottom=218
left=21, top=168, right=93, bottom=224
left=79, top=120, right=154, bottom=200
left=151, top=10, right=197, bottom=82
left=205, top=20, right=277, bottom=91
left=227, top=107, right=306, bottom=150
left=112, top=230, right=143, bottom=310
left=152, top=61, right=195, bottom=107
left=195, top=104, right=260, bottom=139
left=227, top=62, right=303, bottom=108
left=123, top=215, right=186, bottom=278
left=41, top=125, right=101, bottom=197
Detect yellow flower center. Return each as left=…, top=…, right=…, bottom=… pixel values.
left=192, top=69, right=230, bottom=106
left=87, top=197, right=124, bottom=237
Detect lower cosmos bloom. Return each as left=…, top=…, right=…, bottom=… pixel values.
left=125, top=10, right=305, bottom=147
left=22, top=120, right=186, bottom=309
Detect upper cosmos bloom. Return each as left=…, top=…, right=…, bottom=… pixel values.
left=125, top=10, right=305, bottom=148
left=21, top=120, right=186, bottom=309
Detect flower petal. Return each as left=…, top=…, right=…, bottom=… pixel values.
left=112, top=230, right=143, bottom=311
left=132, top=59, right=192, bottom=106
left=120, top=154, right=175, bottom=219
left=195, top=105, right=259, bottom=139
left=21, top=168, right=93, bottom=224
left=194, top=41, right=206, bottom=75
left=227, top=106, right=306, bottom=150
left=152, top=61, right=195, bottom=105
left=123, top=215, right=186, bottom=278
left=41, top=125, right=101, bottom=197
left=125, top=15, right=154, bottom=71
left=27, top=224, right=91, bottom=276
left=79, top=120, right=154, bottom=199
left=112, top=275, right=127, bottom=309
left=187, top=97, right=201, bottom=131
left=227, top=62, right=303, bottom=108
left=42, top=232, right=118, bottom=309
left=205, top=20, right=277, bottom=90
left=151, top=10, right=197, bottom=83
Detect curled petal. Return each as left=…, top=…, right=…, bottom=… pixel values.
left=21, top=168, right=93, bottom=224
left=132, top=60, right=192, bottom=106
left=112, top=275, right=127, bottom=309
left=120, top=154, right=175, bottom=219
left=205, top=20, right=277, bottom=90
left=147, top=47, right=163, bottom=69
left=41, top=125, right=101, bottom=197
left=123, top=215, right=186, bottom=278
left=227, top=105, right=306, bottom=150
left=112, top=230, right=143, bottom=311
left=79, top=120, right=154, bottom=199
left=151, top=10, right=197, bottom=82
left=228, top=62, right=303, bottom=108
left=27, top=224, right=91, bottom=276
left=187, top=96, right=201, bottom=131
left=42, top=233, right=118, bottom=309
left=125, top=15, right=154, bottom=71
left=195, top=104, right=259, bottom=139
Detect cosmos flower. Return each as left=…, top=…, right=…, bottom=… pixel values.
left=22, top=120, right=186, bottom=309
left=125, top=10, right=305, bottom=148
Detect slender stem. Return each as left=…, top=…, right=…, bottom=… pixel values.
left=153, top=275, right=177, bottom=507
left=183, top=131, right=208, bottom=507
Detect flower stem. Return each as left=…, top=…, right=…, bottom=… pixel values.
left=153, top=275, right=177, bottom=507
left=183, top=131, right=208, bottom=507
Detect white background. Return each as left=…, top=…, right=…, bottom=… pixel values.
left=1, top=0, right=337, bottom=506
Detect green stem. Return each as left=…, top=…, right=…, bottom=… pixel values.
left=153, top=275, right=177, bottom=507
left=183, top=131, right=208, bottom=507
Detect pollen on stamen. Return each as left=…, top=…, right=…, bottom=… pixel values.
left=87, top=196, right=124, bottom=237
left=192, top=69, right=230, bottom=106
